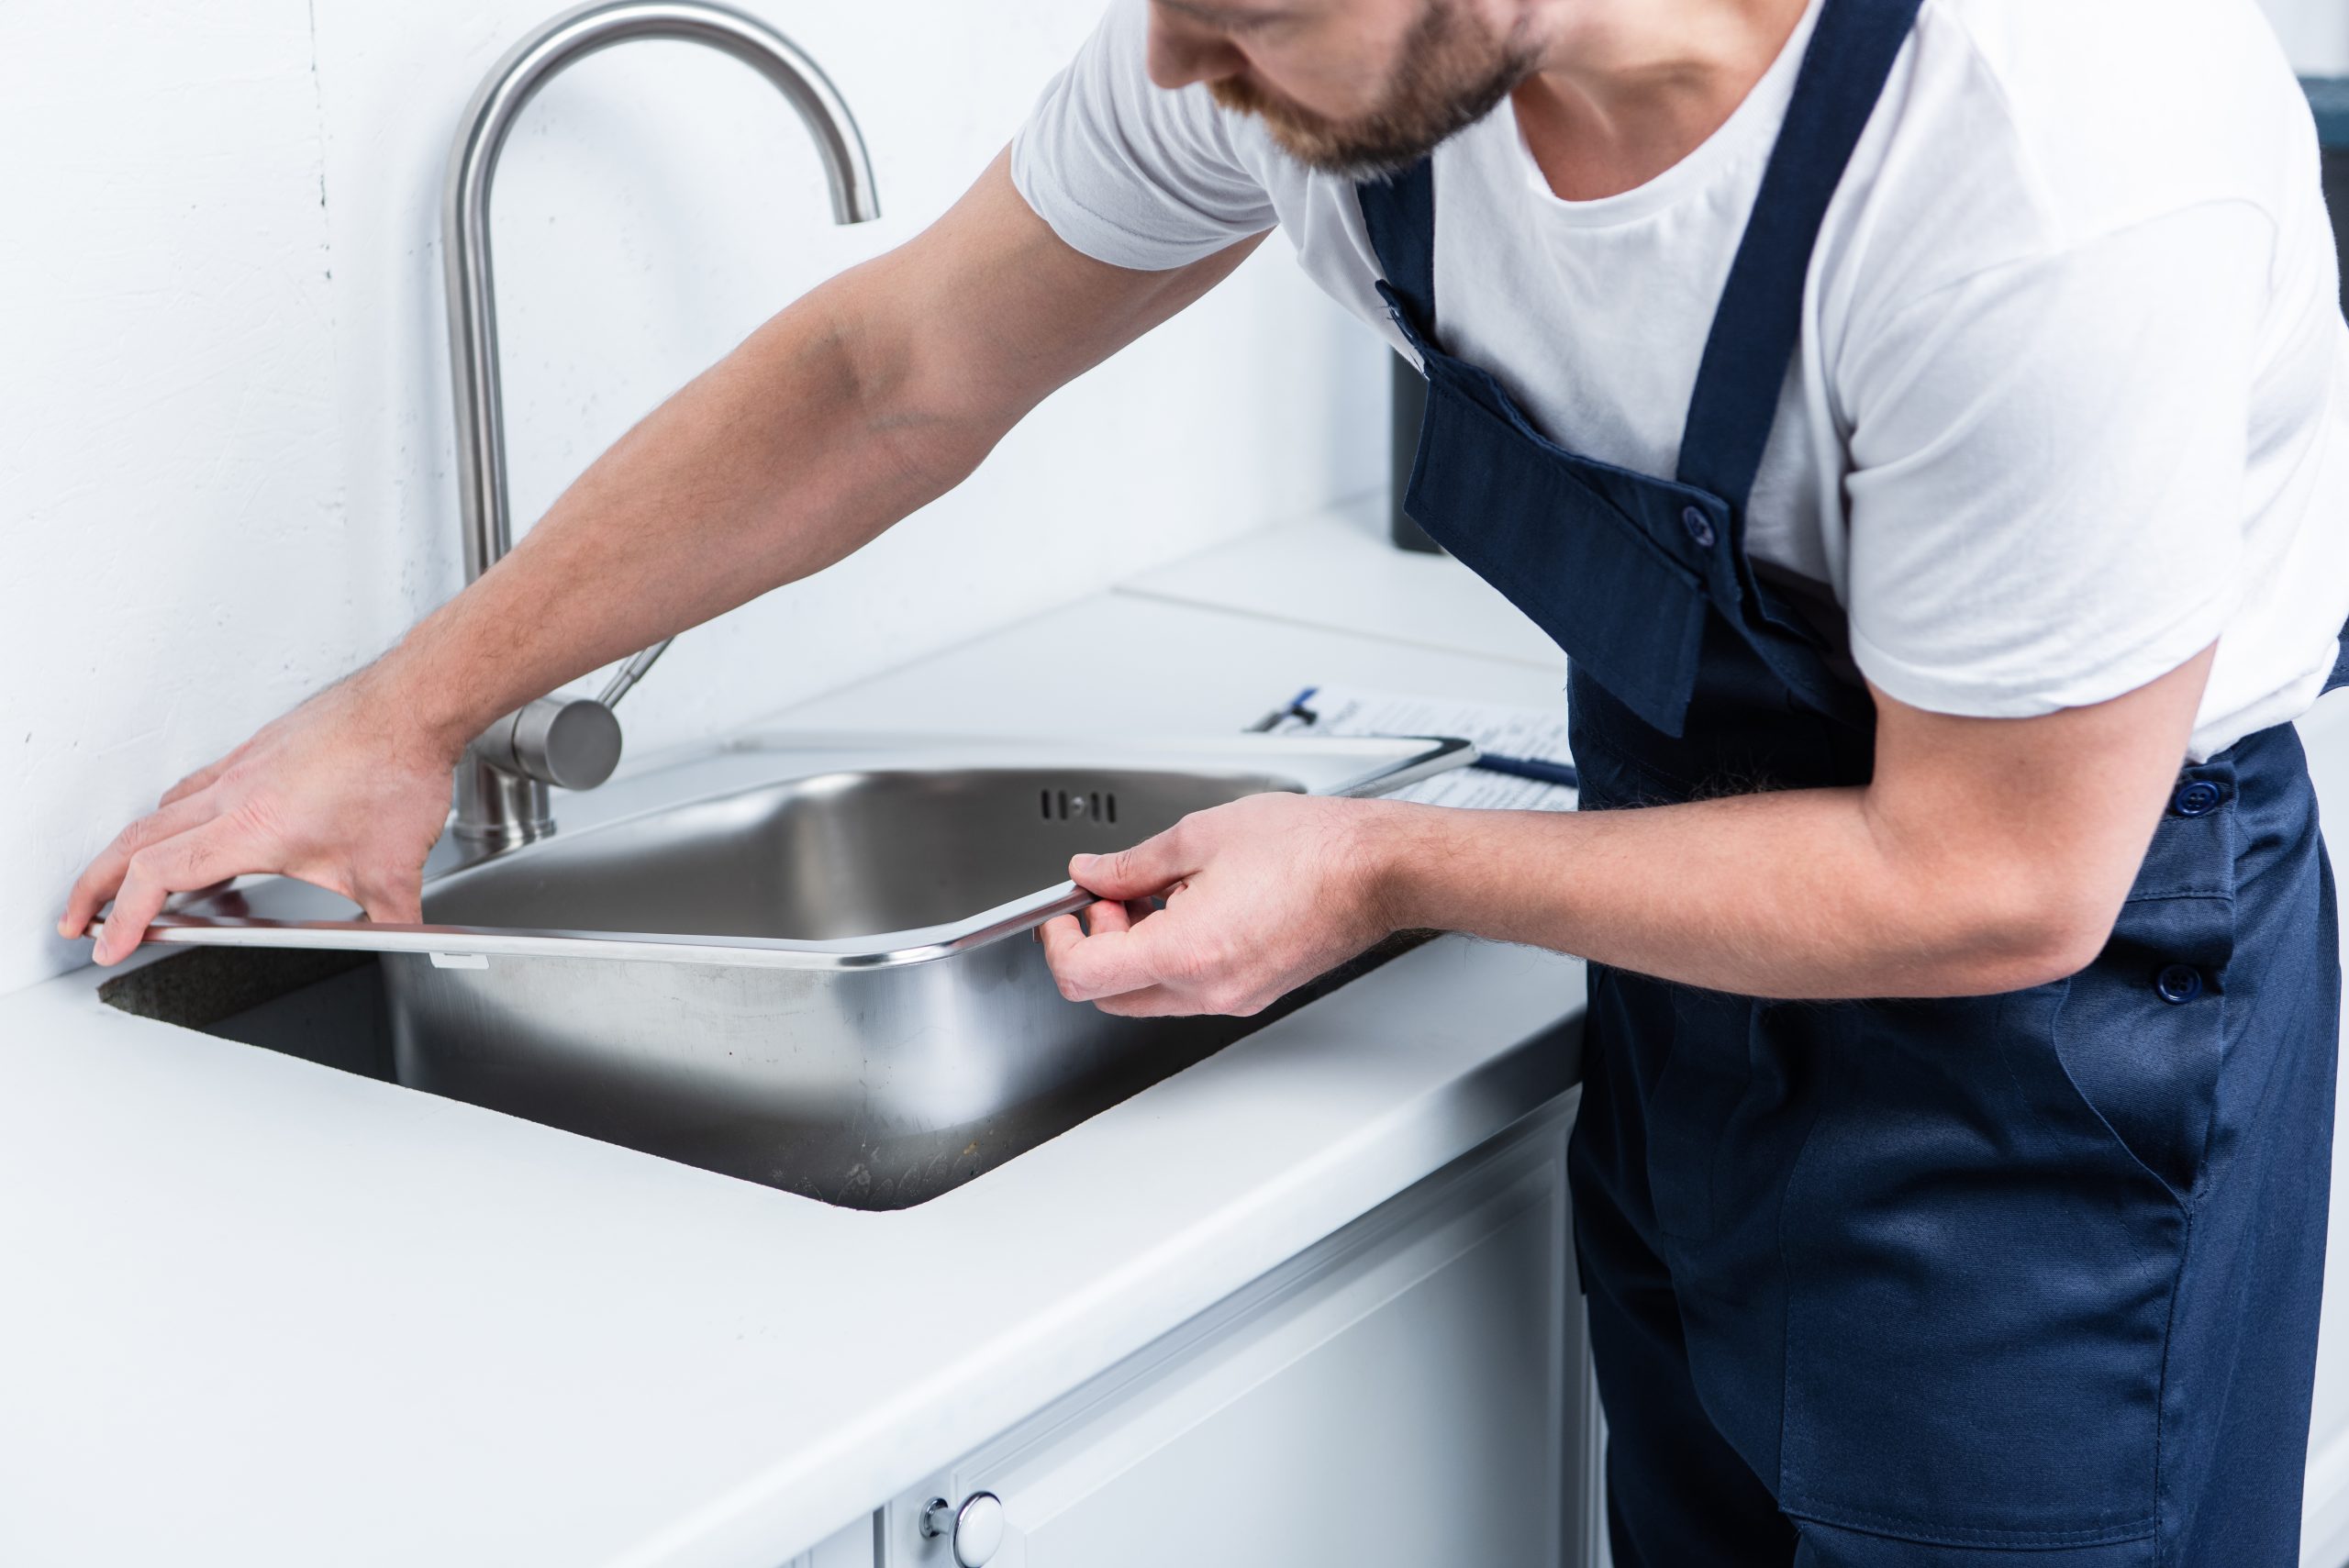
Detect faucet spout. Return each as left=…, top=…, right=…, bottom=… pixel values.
left=442, top=0, right=880, bottom=850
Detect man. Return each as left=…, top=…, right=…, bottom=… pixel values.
left=61, top=0, right=2349, bottom=1558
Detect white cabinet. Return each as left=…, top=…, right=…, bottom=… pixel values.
left=878, top=1097, right=1598, bottom=1568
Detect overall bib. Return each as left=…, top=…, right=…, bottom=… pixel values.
left=1356, top=0, right=2343, bottom=1561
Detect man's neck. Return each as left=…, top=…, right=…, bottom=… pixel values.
left=1508, top=0, right=1810, bottom=200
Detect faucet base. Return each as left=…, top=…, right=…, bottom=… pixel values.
left=454, top=759, right=554, bottom=851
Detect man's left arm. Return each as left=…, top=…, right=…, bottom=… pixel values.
left=1041, top=646, right=2212, bottom=1012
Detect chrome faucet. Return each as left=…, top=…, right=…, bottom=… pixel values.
left=441, top=0, right=881, bottom=850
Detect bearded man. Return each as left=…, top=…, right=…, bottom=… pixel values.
left=65, top=1, right=2349, bottom=1560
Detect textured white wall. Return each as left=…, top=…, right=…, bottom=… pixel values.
left=0, top=1, right=1384, bottom=996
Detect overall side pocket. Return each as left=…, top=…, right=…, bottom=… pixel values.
left=2050, top=799, right=2237, bottom=1203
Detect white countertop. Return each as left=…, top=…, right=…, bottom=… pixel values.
left=0, top=507, right=1585, bottom=1568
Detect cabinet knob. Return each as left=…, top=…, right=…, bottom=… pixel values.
left=919, top=1492, right=1005, bottom=1567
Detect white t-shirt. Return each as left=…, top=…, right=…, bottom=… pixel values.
left=1012, top=0, right=2349, bottom=760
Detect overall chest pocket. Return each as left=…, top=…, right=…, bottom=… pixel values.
left=1403, top=370, right=1713, bottom=739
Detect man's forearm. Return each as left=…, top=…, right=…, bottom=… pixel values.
left=1363, top=656, right=2219, bottom=1002
left=1371, top=785, right=2115, bottom=1001
left=376, top=271, right=984, bottom=762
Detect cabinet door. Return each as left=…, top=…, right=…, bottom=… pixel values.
left=897, top=1100, right=1594, bottom=1568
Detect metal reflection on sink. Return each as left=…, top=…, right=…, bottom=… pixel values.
left=104, top=732, right=1470, bottom=1208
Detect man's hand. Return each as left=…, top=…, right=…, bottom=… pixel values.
left=1039, top=793, right=1401, bottom=1017
left=60, top=672, right=459, bottom=965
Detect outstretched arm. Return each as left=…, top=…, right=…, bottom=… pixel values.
left=1041, top=648, right=2213, bottom=1007
left=63, top=151, right=1264, bottom=962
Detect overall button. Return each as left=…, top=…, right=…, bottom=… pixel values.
left=2154, top=963, right=2204, bottom=1005
left=2172, top=779, right=2223, bottom=817
left=1681, top=506, right=1716, bottom=547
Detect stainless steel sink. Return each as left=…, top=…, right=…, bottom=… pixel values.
left=101, top=731, right=1468, bottom=1207
left=421, top=762, right=1297, bottom=940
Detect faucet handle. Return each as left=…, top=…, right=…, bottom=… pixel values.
left=473, top=695, right=623, bottom=791
left=596, top=638, right=671, bottom=711
left=471, top=636, right=666, bottom=797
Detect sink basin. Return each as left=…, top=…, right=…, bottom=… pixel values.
left=100, top=731, right=1468, bottom=1207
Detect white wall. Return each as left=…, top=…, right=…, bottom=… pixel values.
left=0, top=1, right=1386, bottom=997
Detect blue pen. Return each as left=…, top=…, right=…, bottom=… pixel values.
left=1464, top=751, right=1579, bottom=789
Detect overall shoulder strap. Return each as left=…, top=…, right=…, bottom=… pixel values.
left=1356, top=158, right=1438, bottom=341
left=1675, top=0, right=1923, bottom=514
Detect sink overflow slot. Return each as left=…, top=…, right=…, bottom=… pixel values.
left=1040, top=788, right=1117, bottom=825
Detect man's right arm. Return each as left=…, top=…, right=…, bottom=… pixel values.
left=63, top=150, right=1264, bottom=961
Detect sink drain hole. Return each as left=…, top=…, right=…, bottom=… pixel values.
left=1039, top=788, right=1119, bottom=824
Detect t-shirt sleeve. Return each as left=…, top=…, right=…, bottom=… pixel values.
left=1839, top=201, right=2272, bottom=718
left=1010, top=0, right=1279, bottom=271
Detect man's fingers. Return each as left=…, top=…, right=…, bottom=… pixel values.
left=1038, top=912, right=1090, bottom=985
left=61, top=794, right=217, bottom=939
left=159, top=752, right=238, bottom=808
left=1041, top=910, right=1184, bottom=1002
left=1091, top=984, right=1195, bottom=1018
left=1037, top=901, right=1153, bottom=966
left=353, top=868, right=426, bottom=927
left=1036, top=911, right=1196, bottom=1014
left=1070, top=827, right=1194, bottom=901
left=90, top=819, right=246, bottom=965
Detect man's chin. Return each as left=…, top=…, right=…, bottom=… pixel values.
left=1264, top=122, right=1441, bottom=182
left=1209, top=82, right=1437, bottom=181
left=1205, top=44, right=1531, bottom=180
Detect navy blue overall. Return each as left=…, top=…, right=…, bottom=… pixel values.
left=1357, top=0, right=2343, bottom=1560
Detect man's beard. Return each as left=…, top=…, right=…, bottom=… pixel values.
left=1208, top=1, right=1537, bottom=180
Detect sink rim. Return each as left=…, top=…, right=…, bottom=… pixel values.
left=112, top=731, right=1474, bottom=973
